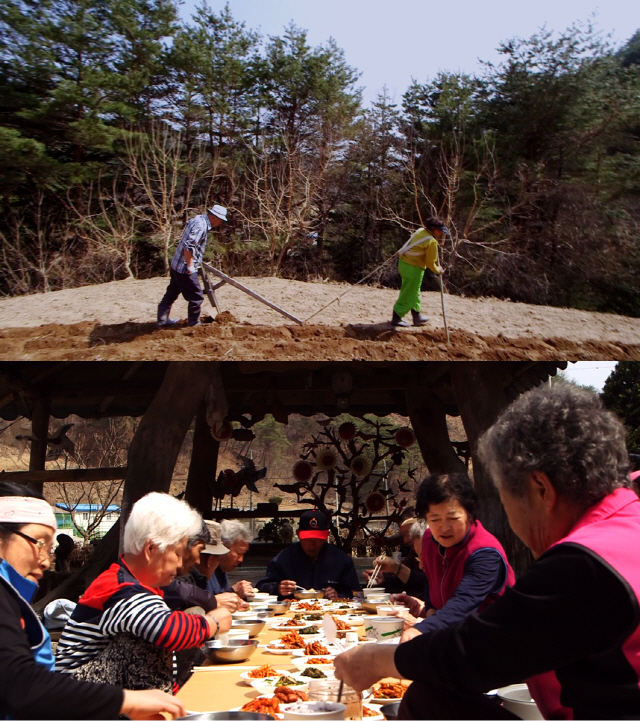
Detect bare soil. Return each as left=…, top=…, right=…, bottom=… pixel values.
left=0, top=276, right=638, bottom=360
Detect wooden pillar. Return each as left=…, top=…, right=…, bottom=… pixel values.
left=184, top=400, right=220, bottom=516
left=119, top=361, right=220, bottom=549
left=407, top=390, right=466, bottom=476
left=449, top=362, right=533, bottom=575
left=28, top=396, right=50, bottom=495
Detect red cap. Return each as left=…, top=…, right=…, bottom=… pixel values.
left=298, top=509, right=330, bottom=540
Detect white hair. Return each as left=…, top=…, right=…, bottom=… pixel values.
left=123, top=492, right=203, bottom=554
left=220, top=519, right=252, bottom=547
left=409, top=520, right=427, bottom=541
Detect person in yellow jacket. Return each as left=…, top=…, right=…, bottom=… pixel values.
left=391, top=217, right=448, bottom=327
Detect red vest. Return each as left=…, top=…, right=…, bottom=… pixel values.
left=421, top=519, right=515, bottom=611
left=527, top=488, right=640, bottom=720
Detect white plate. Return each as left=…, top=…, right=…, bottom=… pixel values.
left=362, top=702, right=385, bottom=720
left=230, top=696, right=284, bottom=719
left=368, top=695, right=406, bottom=705
left=272, top=623, right=316, bottom=633
left=369, top=684, right=409, bottom=705
left=263, top=645, right=300, bottom=655
left=250, top=677, right=310, bottom=694
left=291, top=668, right=335, bottom=682
left=290, top=656, right=336, bottom=670
left=240, top=669, right=289, bottom=685
left=291, top=644, right=341, bottom=657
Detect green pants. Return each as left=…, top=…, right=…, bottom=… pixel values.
left=393, top=258, right=425, bottom=317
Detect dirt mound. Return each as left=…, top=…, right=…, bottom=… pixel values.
left=0, top=276, right=639, bottom=360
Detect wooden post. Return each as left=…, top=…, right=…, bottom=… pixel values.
left=407, top=390, right=467, bottom=476
left=119, top=362, right=221, bottom=550
left=184, top=400, right=220, bottom=516
left=449, top=362, right=533, bottom=576
left=28, top=396, right=50, bottom=495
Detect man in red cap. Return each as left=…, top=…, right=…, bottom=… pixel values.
left=255, top=510, right=360, bottom=600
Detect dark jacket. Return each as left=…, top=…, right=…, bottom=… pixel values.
left=206, top=566, right=232, bottom=595
left=256, top=542, right=360, bottom=599
left=0, top=572, right=122, bottom=719
left=162, top=568, right=218, bottom=613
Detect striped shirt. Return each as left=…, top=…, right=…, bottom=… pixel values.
left=170, top=214, right=213, bottom=274
left=56, top=558, right=210, bottom=678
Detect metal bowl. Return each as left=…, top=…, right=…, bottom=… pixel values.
left=231, top=618, right=266, bottom=638
left=293, top=590, right=325, bottom=600
left=180, top=713, right=273, bottom=720
left=381, top=701, right=402, bottom=720
left=266, top=601, right=288, bottom=616
left=202, top=638, right=259, bottom=663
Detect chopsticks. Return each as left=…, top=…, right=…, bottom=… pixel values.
left=366, top=556, right=384, bottom=588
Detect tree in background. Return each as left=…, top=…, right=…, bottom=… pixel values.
left=601, top=362, right=640, bottom=455
left=0, top=3, right=639, bottom=319
left=50, top=418, right=133, bottom=545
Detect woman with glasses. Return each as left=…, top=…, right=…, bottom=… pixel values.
left=0, top=482, right=185, bottom=719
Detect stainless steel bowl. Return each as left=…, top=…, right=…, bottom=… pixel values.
left=231, top=618, right=266, bottom=638
left=202, top=638, right=258, bottom=663
left=180, top=713, right=273, bottom=720
left=293, top=590, right=325, bottom=600
left=381, top=701, right=402, bottom=720
left=266, top=602, right=288, bottom=616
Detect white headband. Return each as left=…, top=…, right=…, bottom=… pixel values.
left=0, top=496, right=57, bottom=531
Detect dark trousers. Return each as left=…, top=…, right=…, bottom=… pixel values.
left=398, top=679, right=519, bottom=720
left=158, top=269, right=204, bottom=325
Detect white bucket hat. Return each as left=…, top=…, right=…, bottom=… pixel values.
left=208, top=205, right=228, bottom=222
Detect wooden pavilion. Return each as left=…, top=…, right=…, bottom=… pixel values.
left=0, top=360, right=566, bottom=608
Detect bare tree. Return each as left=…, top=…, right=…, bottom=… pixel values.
left=51, top=418, right=133, bottom=546
left=123, top=124, right=211, bottom=273
left=0, top=192, right=71, bottom=295
left=238, top=135, right=316, bottom=274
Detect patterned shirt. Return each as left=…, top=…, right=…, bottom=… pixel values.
left=170, top=214, right=213, bottom=274
left=56, top=558, right=210, bottom=678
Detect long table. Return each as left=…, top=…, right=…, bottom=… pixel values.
left=176, top=612, right=366, bottom=713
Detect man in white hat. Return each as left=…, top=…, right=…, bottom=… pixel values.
left=157, top=204, right=228, bottom=328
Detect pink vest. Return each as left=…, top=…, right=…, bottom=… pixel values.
left=421, top=519, right=515, bottom=611
left=527, top=488, right=640, bottom=720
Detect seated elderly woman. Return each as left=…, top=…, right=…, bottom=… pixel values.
left=391, top=474, right=514, bottom=640
left=56, top=492, right=232, bottom=693
left=334, top=383, right=640, bottom=719
left=0, top=483, right=184, bottom=719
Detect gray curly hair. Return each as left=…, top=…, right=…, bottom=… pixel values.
left=477, top=383, right=630, bottom=509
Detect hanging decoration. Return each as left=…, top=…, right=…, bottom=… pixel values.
left=395, top=427, right=416, bottom=448
left=293, top=460, right=314, bottom=482
left=365, top=491, right=386, bottom=514
left=338, top=422, right=357, bottom=441
left=316, top=448, right=338, bottom=471
left=211, top=420, right=233, bottom=441
left=350, top=455, right=371, bottom=478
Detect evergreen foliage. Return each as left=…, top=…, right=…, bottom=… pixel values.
left=601, top=362, right=640, bottom=453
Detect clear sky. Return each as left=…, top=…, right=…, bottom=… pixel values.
left=561, top=361, right=618, bottom=391
left=178, top=0, right=640, bottom=105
